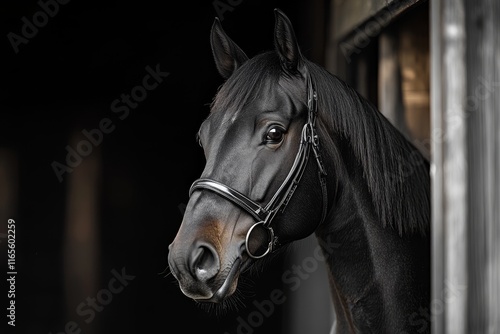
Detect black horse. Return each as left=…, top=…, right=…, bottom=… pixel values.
left=168, top=9, right=430, bottom=333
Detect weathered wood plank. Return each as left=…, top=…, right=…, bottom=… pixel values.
left=465, top=0, right=500, bottom=331
left=333, top=0, right=419, bottom=40
left=431, top=0, right=469, bottom=333
left=432, top=0, right=500, bottom=332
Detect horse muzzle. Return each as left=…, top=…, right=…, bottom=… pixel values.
left=167, top=237, right=246, bottom=302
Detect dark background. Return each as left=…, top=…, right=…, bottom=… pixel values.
left=1, top=0, right=322, bottom=333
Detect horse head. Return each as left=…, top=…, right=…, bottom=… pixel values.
left=167, top=9, right=330, bottom=303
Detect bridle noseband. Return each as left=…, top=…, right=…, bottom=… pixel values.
left=189, top=76, right=328, bottom=259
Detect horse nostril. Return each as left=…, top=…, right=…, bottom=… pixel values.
left=189, top=242, right=220, bottom=282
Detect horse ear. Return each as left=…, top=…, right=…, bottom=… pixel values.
left=274, top=8, right=304, bottom=74
left=210, top=17, right=249, bottom=79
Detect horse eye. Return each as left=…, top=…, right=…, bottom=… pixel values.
left=265, top=127, right=285, bottom=144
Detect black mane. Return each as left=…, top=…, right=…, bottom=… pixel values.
left=211, top=51, right=430, bottom=236
left=307, top=61, right=430, bottom=236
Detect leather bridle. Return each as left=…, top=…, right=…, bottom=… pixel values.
left=189, top=76, right=328, bottom=259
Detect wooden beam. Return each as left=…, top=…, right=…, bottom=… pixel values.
left=431, top=0, right=500, bottom=332
left=63, top=131, right=101, bottom=332
left=464, top=0, right=500, bottom=331
left=431, top=0, right=468, bottom=333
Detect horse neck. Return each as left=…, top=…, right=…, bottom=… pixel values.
left=314, top=139, right=431, bottom=334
